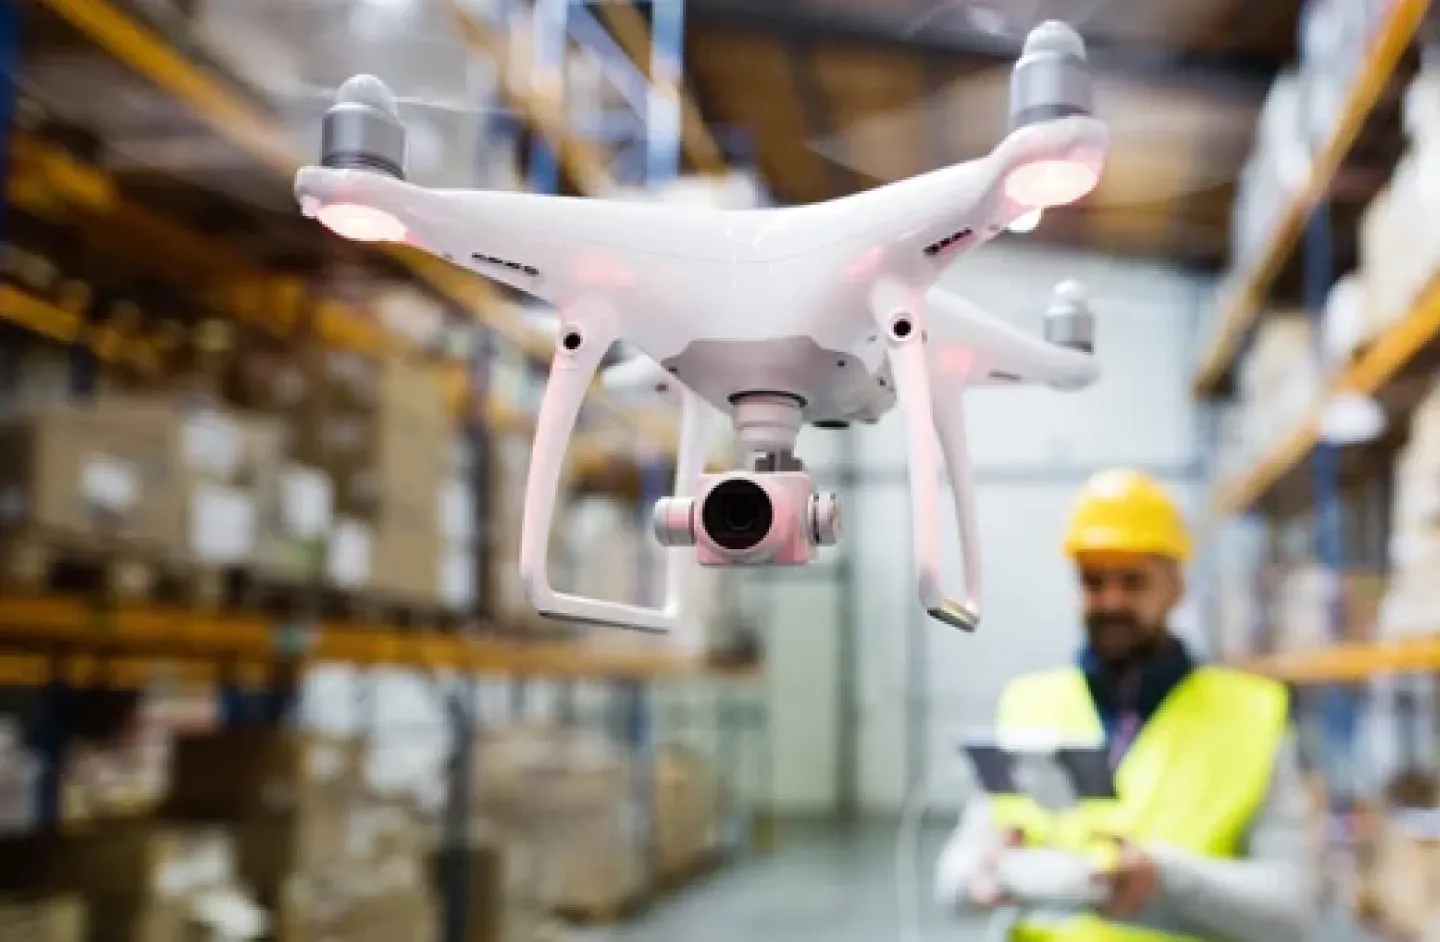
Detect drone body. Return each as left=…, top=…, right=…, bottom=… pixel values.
left=294, top=21, right=1109, bottom=635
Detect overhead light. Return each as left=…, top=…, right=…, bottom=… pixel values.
left=1319, top=392, right=1386, bottom=446
left=1008, top=208, right=1043, bottom=233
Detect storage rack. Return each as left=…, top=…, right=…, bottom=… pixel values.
left=1198, top=0, right=1432, bottom=677
left=0, top=2, right=771, bottom=941
left=1195, top=0, right=1439, bottom=931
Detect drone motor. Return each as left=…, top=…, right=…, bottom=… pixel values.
left=1009, top=20, right=1096, bottom=131
left=320, top=74, right=408, bottom=179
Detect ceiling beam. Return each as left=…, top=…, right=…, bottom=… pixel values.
left=685, top=0, right=1279, bottom=99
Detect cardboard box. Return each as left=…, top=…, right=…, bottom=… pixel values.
left=1373, top=815, right=1440, bottom=939
left=0, top=822, right=261, bottom=942
left=379, top=357, right=449, bottom=436
left=1271, top=566, right=1386, bottom=652
left=166, top=731, right=365, bottom=820
left=370, top=510, right=442, bottom=603
left=654, top=748, right=723, bottom=877
left=253, top=464, right=332, bottom=584
left=0, top=399, right=186, bottom=552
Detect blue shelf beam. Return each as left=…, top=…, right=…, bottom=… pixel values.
left=646, top=0, right=686, bottom=184
left=529, top=0, right=569, bottom=193
left=441, top=682, right=477, bottom=942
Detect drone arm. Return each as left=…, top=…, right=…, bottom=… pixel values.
left=869, top=116, right=1108, bottom=262
left=295, top=167, right=560, bottom=301
left=519, top=299, right=685, bottom=633
left=874, top=281, right=981, bottom=632
left=927, top=290, right=1098, bottom=391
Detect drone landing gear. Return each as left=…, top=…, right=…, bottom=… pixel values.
left=872, top=282, right=984, bottom=632
left=518, top=304, right=713, bottom=633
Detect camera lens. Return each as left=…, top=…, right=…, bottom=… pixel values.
left=702, top=479, right=774, bottom=551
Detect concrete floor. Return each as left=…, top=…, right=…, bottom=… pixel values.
left=598, top=822, right=1372, bottom=942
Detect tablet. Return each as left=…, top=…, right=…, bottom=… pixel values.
left=960, top=733, right=1118, bottom=810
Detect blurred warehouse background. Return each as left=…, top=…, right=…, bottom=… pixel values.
left=0, top=0, right=1439, bottom=940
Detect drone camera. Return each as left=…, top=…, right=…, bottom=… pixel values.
left=652, top=471, right=841, bottom=567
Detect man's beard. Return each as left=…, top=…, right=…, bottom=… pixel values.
left=1084, top=610, right=1164, bottom=669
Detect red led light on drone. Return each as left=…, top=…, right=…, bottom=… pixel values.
left=317, top=203, right=407, bottom=243
left=1003, top=159, right=1099, bottom=209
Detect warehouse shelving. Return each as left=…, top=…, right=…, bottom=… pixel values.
left=24, top=0, right=694, bottom=459
left=0, top=7, right=774, bottom=941
left=0, top=596, right=763, bottom=680
left=1210, top=273, right=1440, bottom=516
left=1195, top=10, right=1440, bottom=938
left=1190, top=0, right=1432, bottom=397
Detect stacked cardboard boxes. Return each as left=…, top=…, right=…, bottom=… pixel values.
left=1369, top=809, right=1440, bottom=939
left=0, top=351, right=474, bottom=615
left=653, top=747, right=724, bottom=880
left=471, top=725, right=647, bottom=916
left=438, top=833, right=566, bottom=942
left=0, top=398, right=187, bottom=569
left=1358, top=66, right=1440, bottom=344
left=469, top=726, right=728, bottom=920
left=166, top=730, right=439, bottom=942
left=367, top=358, right=452, bottom=606
left=1381, top=387, right=1440, bottom=639
left=0, top=821, right=267, bottom=942
left=1269, top=564, right=1387, bottom=653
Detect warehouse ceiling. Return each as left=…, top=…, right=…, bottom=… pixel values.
left=682, top=0, right=1308, bottom=269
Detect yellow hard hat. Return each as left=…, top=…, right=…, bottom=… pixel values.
left=1063, top=468, right=1192, bottom=562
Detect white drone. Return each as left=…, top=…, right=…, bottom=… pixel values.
left=294, top=20, right=1106, bottom=634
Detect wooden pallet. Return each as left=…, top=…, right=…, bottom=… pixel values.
left=552, top=890, right=651, bottom=927
left=178, top=567, right=324, bottom=616
left=320, top=588, right=468, bottom=632
left=654, top=850, right=725, bottom=894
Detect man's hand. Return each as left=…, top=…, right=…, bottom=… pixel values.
left=969, top=828, right=1025, bottom=908
left=1095, top=840, right=1160, bottom=920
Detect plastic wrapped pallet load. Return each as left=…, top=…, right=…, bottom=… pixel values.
left=1372, top=806, right=1440, bottom=940
left=470, top=726, right=647, bottom=918
left=1234, top=313, right=1319, bottom=449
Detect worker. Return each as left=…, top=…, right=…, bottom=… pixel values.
left=934, top=468, right=1319, bottom=941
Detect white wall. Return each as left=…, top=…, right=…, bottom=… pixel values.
left=753, top=242, right=1213, bottom=816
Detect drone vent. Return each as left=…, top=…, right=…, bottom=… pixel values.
left=923, top=228, right=974, bottom=258
left=471, top=252, right=540, bottom=278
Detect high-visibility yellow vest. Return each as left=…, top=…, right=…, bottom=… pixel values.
left=988, top=664, right=1288, bottom=942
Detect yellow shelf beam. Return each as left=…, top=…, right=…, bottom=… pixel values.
left=1191, top=0, right=1431, bottom=397
left=1210, top=273, right=1440, bottom=517
left=0, top=598, right=760, bottom=682
left=1238, top=637, right=1440, bottom=684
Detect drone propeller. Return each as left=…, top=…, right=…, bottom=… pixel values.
left=268, top=76, right=503, bottom=121
left=809, top=0, right=1259, bottom=216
